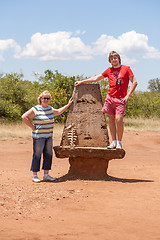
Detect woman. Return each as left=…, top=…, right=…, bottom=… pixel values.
left=22, top=90, right=73, bottom=183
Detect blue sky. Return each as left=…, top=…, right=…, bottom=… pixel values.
left=0, top=0, right=160, bottom=91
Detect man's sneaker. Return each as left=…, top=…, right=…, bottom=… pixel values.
left=107, top=141, right=117, bottom=149
left=43, top=175, right=56, bottom=182
left=116, top=141, right=122, bottom=149
left=32, top=175, right=41, bottom=183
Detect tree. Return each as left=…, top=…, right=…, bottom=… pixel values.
left=38, top=70, right=84, bottom=122
left=0, top=73, right=37, bottom=120
left=148, top=78, right=160, bottom=92
left=99, top=78, right=109, bottom=102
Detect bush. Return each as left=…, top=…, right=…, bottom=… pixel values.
left=125, top=92, right=160, bottom=118
left=0, top=71, right=160, bottom=122
left=0, top=73, right=35, bottom=120
left=0, top=71, right=83, bottom=122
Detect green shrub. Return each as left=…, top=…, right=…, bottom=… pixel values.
left=126, top=92, right=160, bottom=118
left=0, top=71, right=160, bottom=122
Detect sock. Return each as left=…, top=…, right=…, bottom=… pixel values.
left=44, top=174, right=48, bottom=177
left=113, top=140, right=117, bottom=144
left=33, top=175, right=38, bottom=178
left=117, top=141, right=122, bottom=147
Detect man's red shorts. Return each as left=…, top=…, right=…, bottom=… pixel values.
left=102, top=94, right=126, bottom=116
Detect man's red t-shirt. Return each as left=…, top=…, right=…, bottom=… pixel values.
left=102, top=65, right=134, bottom=98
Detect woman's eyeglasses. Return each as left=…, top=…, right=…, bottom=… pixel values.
left=42, top=97, right=50, bottom=100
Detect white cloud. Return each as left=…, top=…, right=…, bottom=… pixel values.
left=143, top=47, right=160, bottom=59
left=92, top=30, right=160, bottom=60
left=1, top=31, right=160, bottom=62
left=120, top=54, right=138, bottom=65
left=74, top=30, right=86, bottom=36
left=15, top=32, right=92, bottom=60
left=0, top=39, right=21, bottom=61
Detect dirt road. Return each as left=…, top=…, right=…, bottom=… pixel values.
left=0, top=131, right=160, bottom=240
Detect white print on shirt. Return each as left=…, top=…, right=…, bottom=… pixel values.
left=112, top=70, right=121, bottom=79
left=103, top=105, right=108, bottom=111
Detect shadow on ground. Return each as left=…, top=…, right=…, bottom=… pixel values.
left=51, top=174, right=154, bottom=183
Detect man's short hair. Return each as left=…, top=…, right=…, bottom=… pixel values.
left=108, top=51, right=121, bottom=64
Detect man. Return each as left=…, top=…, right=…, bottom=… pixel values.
left=74, top=51, right=137, bottom=149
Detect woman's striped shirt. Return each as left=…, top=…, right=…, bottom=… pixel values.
left=32, top=105, right=54, bottom=139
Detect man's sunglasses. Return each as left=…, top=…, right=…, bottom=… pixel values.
left=42, top=97, right=50, bottom=100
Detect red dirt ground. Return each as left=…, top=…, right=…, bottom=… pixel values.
left=0, top=131, right=160, bottom=240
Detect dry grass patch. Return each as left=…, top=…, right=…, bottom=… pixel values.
left=0, top=118, right=160, bottom=140
left=124, top=117, right=160, bottom=131
left=0, top=122, right=64, bottom=141
left=0, top=122, right=31, bottom=140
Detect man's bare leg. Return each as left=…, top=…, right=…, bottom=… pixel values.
left=107, top=114, right=117, bottom=148
left=115, top=114, right=124, bottom=141
left=108, top=114, right=116, bottom=141
left=115, top=114, right=124, bottom=149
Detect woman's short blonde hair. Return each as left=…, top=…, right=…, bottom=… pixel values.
left=37, top=90, right=52, bottom=104
left=108, top=51, right=121, bottom=64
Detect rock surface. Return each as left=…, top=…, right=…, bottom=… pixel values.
left=54, top=84, right=125, bottom=179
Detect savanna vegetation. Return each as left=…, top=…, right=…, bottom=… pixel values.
left=0, top=70, right=81, bottom=122
left=0, top=70, right=160, bottom=123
